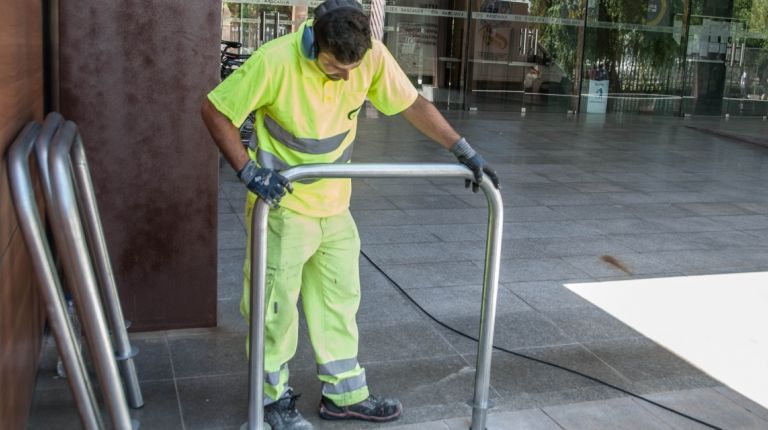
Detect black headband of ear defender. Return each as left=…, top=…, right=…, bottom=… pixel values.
left=313, top=0, right=364, bottom=24
left=302, top=0, right=364, bottom=60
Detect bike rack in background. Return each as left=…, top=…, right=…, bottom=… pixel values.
left=8, top=122, right=104, bottom=430
left=45, top=116, right=143, bottom=430
left=246, top=164, right=504, bottom=430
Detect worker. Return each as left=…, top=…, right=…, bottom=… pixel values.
left=201, top=0, right=500, bottom=428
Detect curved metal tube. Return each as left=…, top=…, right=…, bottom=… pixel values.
left=70, top=132, right=143, bottom=408
left=37, top=112, right=143, bottom=408
left=8, top=123, right=104, bottom=430
left=247, top=163, right=503, bottom=430
left=48, top=121, right=134, bottom=430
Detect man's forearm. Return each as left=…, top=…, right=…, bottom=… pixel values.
left=201, top=98, right=250, bottom=172
left=401, top=95, right=460, bottom=150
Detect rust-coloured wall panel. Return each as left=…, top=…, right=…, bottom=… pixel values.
left=0, top=0, right=45, bottom=427
left=0, top=233, right=43, bottom=430
left=58, top=2, right=221, bottom=330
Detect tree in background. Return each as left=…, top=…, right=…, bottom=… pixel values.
left=531, top=0, right=685, bottom=94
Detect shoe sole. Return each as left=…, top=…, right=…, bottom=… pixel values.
left=318, top=404, right=402, bottom=422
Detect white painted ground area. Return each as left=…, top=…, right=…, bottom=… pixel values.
left=565, top=272, right=768, bottom=409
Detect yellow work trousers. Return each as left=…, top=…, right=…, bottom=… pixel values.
left=241, top=193, right=369, bottom=406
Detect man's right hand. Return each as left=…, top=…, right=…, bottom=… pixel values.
left=237, top=160, right=293, bottom=208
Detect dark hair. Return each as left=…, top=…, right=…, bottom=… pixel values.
left=313, top=8, right=372, bottom=64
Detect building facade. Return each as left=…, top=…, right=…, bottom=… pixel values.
left=221, top=0, right=768, bottom=116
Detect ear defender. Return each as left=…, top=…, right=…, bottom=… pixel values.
left=301, top=0, right=364, bottom=60
left=301, top=26, right=317, bottom=60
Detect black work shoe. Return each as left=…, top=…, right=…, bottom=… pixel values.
left=263, top=389, right=313, bottom=430
left=318, top=394, right=402, bottom=422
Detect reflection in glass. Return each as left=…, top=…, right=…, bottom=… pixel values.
left=217, top=0, right=768, bottom=117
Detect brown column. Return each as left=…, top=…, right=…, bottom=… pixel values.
left=0, top=0, right=45, bottom=427
left=58, top=1, right=221, bottom=330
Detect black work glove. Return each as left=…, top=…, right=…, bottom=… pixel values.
left=450, top=137, right=501, bottom=193
left=237, top=160, right=293, bottom=208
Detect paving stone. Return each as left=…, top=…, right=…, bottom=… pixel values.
left=350, top=195, right=399, bottom=210
left=468, top=346, right=628, bottom=400
left=218, top=227, right=246, bottom=251
left=624, top=203, right=697, bottom=219
left=218, top=249, right=245, bottom=300
left=612, top=230, right=765, bottom=253
left=712, top=386, right=768, bottom=422
left=505, top=281, right=593, bottom=310
left=550, top=204, right=640, bottom=220
left=565, top=182, right=634, bottom=193
left=362, top=241, right=486, bottom=265
left=422, top=223, right=487, bottom=242
left=653, top=247, right=768, bottom=274
left=581, top=338, right=714, bottom=388
left=562, top=252, right=676, bottom=278
left=445, top=408, right=562, bottom=430
left=357, top=280, right=424, bottom=325
left=357, top=320, right=457, bottom=363
left=503, top=220, right=606, bottom=239
left=638, top=388, right=768, bottom=430
left=514, top=236, right=637, bottom=259
left=176, top=373, right=248, bottom=430
left=358, top=224, right=441, bottom=244
left=541, top=305, right=643, bottom=342
left=378, top=261, right=488, bottom=289
left=498, top=258, right=590, bottom=283
left=28, top=380, right=183, bottom=430
left=405, top=284, right=533, bottom=319
left=707, top=214, right=768, bottom=230
left=674, top=202, right=756, bottom=216
left=403, top=208, right=491, bottom=225
left=441, top=311, right=572, bottom=353
left=217, top=297, right=248, bottom=334
left=350, top=209, right=419, bottom=226
left=168, top=333, right=247, bottom=378
left=365, top=182, right=452, bottom=197
left=505, top=206, right=569, bottom=222
left=543, top=396, right=674, bottom=430
left=735, top=202, right=768, bottom=214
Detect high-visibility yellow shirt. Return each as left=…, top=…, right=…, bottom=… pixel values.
left=208, top=21, right=418, bottom=217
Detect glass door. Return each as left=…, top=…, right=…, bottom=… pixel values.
left=465, top=0, right=583, bottom=113
left=725, top=0, right=768, bottom=117
left=222, top=2, right=303, bottom=53
left=380, top=0, right=469, bottom=109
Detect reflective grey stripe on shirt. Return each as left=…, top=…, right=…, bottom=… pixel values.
left=256, top=143, right=355, bottom=184
left=321, top=371, right=367, bottom=395
left=264, top=114, right=349, bottom=154
left=317, top=357, right=360, bottom=377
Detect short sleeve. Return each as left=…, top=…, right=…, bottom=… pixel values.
left=366, top=41, right=418, bottom=116
left=207, top=51, right=274, bottom=127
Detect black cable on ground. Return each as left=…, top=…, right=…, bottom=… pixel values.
left=360, top=250, right=723, bottom=430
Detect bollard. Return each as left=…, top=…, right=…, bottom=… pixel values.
left=245, top=164, right=503, bottom=430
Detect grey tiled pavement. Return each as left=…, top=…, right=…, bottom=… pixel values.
left=28, top=112, right=768, bottom=429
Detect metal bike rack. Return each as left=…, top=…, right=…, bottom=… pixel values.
left=8, top=122, right=104, bottom=430
left=246, top=163, right=504, bottom=430
left=45, top=115, right=143, bottom=429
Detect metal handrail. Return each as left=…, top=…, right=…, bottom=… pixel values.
left=246, top=163, right=504, bottom=430
left=8, top=122, right=104, bottom=430
left=38, top=112, right=143, bottom=409
left=47, top=120, right=138, bottom=430
left=70, top=129, right=143, bottom=407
